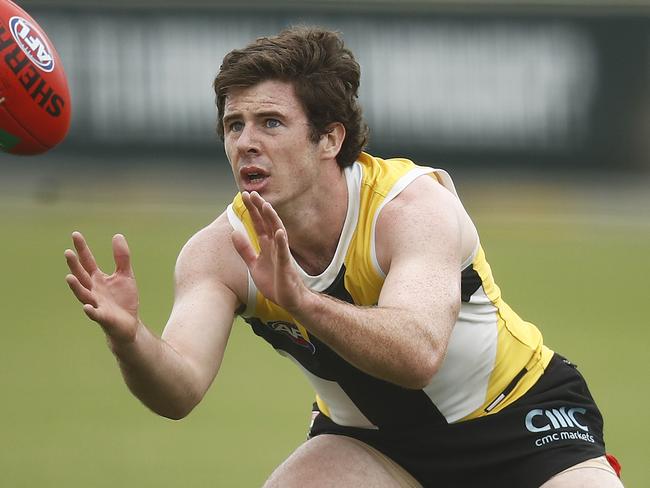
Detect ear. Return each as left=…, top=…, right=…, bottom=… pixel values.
left=320, top=122, right=346, bottom=160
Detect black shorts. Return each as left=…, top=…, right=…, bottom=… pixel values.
left=309, top=353, right=607, bottom=488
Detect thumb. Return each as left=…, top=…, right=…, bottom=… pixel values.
left=113, top=234, right=133, bottom=276
left=231, top=230, right=257, bottom=268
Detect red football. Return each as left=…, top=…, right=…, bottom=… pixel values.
left=0, top=0, right=70, bottom=155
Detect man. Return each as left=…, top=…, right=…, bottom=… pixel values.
left=65, top=27, right=623, bottom=487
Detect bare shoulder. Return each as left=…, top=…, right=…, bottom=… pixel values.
left=175, top=211, right=248, bottom=304
left=376, top=174, right=478, bottom=271
left=382, top=173, right=460, bottom=217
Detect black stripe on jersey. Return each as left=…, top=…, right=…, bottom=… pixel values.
left=461, top=265, right=482, bottom=302
left=321, top=266, right=447, bottom=428
left=328, top=348, right=449, bottom=429
left=244, top=264, right=448, bottom=428
left=322, top=264, right=354, bottom=302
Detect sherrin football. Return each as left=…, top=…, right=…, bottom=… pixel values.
left=0, top=0, right=70, bottom=155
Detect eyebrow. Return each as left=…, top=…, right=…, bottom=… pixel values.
left=223, top=110, right=286, bottom=127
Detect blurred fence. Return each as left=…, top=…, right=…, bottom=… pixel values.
left=18, top=3, right=650, bottom=171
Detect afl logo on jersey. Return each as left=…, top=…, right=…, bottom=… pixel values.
left=268, top=321, right=316, bottom=354
left=9, top=16, right=55, bottom=72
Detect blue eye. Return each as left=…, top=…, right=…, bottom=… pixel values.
left=229, top=121, right=244, bottom=132
left=265, top=119, right=281, bottom=128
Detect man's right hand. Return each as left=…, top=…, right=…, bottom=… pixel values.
left=64, top=231, right=140, bottom=346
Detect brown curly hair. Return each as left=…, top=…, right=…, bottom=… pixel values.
left=213, top=26, right=369, bottom=168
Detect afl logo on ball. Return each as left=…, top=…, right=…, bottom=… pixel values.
left=8, top=16, right=54, bottom=72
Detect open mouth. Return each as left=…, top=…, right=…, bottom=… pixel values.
left=240, top=166, right=269, bottom=188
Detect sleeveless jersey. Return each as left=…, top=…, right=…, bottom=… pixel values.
left=227, top=152, right=554, bottom=429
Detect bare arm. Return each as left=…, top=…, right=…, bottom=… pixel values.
left=65, top=215, right=245, bottom=419
left=232, top=178, right=473, bottom=389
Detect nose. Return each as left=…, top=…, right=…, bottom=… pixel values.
left=235, top=123, right=260, bottom=155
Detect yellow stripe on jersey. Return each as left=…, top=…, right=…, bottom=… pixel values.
left=461, top=246, right=554, bottom=419
left=344, top=153, right=437, bottom=306
left=316, top=395, right=331, bottom=418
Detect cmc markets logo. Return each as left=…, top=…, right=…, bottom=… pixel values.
left=525, top=407, right=589, bottom=432
left=525, top=407, right=595, bottom=447
left=9, top=16, right=54, bottom=72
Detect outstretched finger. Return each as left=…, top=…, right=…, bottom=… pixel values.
left=64, top=248, right=92, bottom=289
left=71, top=231, right=99, bottom=275
left=274, top=228, right=293, bottom=267
left=65, top=274, right=98, bottom=307
left=112, top=234, right=132, bottom=276
left=262, top=201, right=287, bottom=236
left=241, top=192, right=265, bottom=237
left=246, top=192, right=274, bottom=238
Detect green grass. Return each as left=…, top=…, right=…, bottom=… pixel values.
left=0, top=175, right=647, bottom=486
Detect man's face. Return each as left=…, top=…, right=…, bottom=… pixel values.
left=223, top=79, right=322, bottom=208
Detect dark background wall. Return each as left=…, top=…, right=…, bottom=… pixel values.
left=9, top=0, right=650, bottom=173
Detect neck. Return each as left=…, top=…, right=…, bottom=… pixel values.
left=277, top=167, right=349, bottom=276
